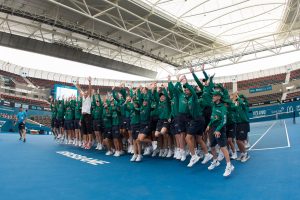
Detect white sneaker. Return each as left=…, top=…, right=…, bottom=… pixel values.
left=180, top=151, right=186, bottom=162
left=201, top=153, right=213, bottom=164
left=241, top=153, right=250, bottom=163
left=127, top=145, right=132, bottom=153
left=159, top=149, right=164, bottom=157
left=223, top=164, right=234, bottom=177
left=95, top=144, right=99, bottom=150
left=245, top=142, right=251, bottom=149
left=130, top=154, right=138, bottom=162
left=176, top=149, right=182, bottom=160
left=114, top=151, right=120, bottom=157
left=173, top=148, right=178, bottom=158
left=217, top=151, right=224, bottom=161
left=187, top=155, right=200, bottom=167
left=231, top=152, right=238, bottom=160
left=236, top=153, right=245, bottom=161
left=152, top=141, right=158, bottom=150
left=136, top=155, right=143, bottom=162
left=98, top=144, right=103, bottom=150
left=208, top=160, right=220, bottom=170
left=166, top=149, right=173, bottom=158
left=143, top=147, right=151, bottom=156
left=78, top=141, right=82, bottom=147
left=162, top=149, right=168, bottom=157
left=105, top=151, right=113, bottom=156
left=152, top=149, right=159, bottom=157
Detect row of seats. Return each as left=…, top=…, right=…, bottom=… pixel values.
left=27, top=77, right=73, bottom=88
left=237, top=73, right=286, bottom=91
left=32, top=115, right=51, bottom=128
left=0, top=93, right=50, bottom=108
left=286, top=91, right=300, bottom=100
left=247, top=93, right=282, bottom=104
left=290, top=69, right=300, bottom=81
left=0, top=69, right=27, bottom=84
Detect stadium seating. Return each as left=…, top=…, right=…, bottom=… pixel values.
left=0, top=69, right=27, bottom=84
left=223, top=82, right=233, bottom=91
left=237, top=73, right=286, bottom=91
left=290, top=69, right=300, bottom=81
left=286, top=91, right=300, bottom=100
left=247, top=92, right=282, bottom=104
left=32, top=115, right=51, bottom=127
left=0, top=93, right=50, bottom=108
left=27, top=77, right=73, bottom=88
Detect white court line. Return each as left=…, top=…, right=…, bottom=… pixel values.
left=283, top=120, right=291, bottom=147
left=250, top=146, right=290, bottom=151
left=249, top=121, right=277, bottom=150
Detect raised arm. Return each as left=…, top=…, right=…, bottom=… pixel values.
left=189, top=67, right=204, bottom=90
left=88, top=76, right=92, bottom=97
left=75, top=78, right=84, bottom=97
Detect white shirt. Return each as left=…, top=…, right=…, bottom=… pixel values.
left=82, top=96, right=92, bottom=114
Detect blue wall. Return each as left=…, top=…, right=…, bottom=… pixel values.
left=250, top=101, right=300, bottom=122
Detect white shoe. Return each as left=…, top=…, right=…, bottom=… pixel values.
left=152, top=141, right=158, bottom=150
left=159, top=149, right=164, bottom=157
left=173, top=148, right=178, bottom=158
left=162, top=149, right=168, bottom=157
left=217, top=151, right=224, bottom=161
left=176, top=149, right=182, bottom=160
left=143, top=147, right=151, bottom=156
left=236, top=153, right=245, bottom=161
left=180, top=151, right=186, bottom=162
left=130, top=154, right=138, bottom=162
left=152, top=149, right=159, bottom=157
left=231, top=152, right=237, bottom=160
left=208, top=160, right=220, bottom=170
left=201, top=153, right=213, bottom=164
left=98, top=144, right=103, bottom=150
left=105, top=151, right=113, bottom=156
left=187, top=155, right=200, bottom=167
left=241, top=153, right=250, bottom=163
left=78, top=141, right=82, bottom=147
left=245, top=142, right=251, bottom=149
left=136, top=155, right=143, bottom=162
left=223, top=164, right=234, bottom=177
left=95, top=144, right=99, bottom=150
left=114, top=151, right=120, bottom=157
left=127, top=145, right=132, bottom=153
left=166, top=149, right=173, bottom=158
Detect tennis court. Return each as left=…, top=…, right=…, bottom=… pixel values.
left=0, top=117, right=299, bottom=200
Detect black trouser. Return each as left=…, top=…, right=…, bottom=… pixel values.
left=81, top=114, right=92, bottom=135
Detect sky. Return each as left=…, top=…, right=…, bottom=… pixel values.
left=0, top=45, right=300, bottom=81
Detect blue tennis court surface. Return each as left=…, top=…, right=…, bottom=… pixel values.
left=0, top=118, right=300, bottom=200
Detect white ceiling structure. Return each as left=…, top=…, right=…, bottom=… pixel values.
left=0, top=0, right=299, bottom=79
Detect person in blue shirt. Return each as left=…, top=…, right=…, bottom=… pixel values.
left=16, top=107, right=27, bottom=143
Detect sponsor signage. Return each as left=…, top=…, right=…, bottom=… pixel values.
left=249, top=85, right=272, bottom=93
left=56, top=151, right=110, bottom=166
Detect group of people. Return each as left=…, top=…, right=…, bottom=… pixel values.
left=50, top=66, right=250, bottom=177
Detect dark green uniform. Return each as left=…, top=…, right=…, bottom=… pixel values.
left=102, top=106, right=112, bottom=139
left=208, top=101, right=227, bottom=147
left=184, top=83, right=205, bottom=135
left=64, top=100, right=75, bottom=130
